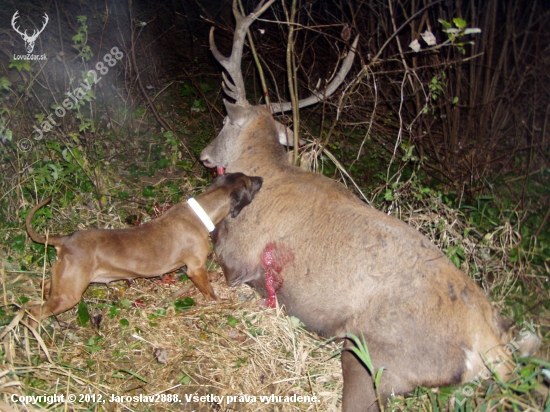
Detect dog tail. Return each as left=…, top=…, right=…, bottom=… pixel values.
left=25, top=196, right=62, bottom=246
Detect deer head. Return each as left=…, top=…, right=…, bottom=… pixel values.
left=12, top=11, right=49, bottom=54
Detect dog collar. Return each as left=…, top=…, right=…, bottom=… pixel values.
left=187, top=198, right=215, bottom=232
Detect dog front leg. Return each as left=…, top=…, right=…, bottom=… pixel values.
left=186, top=258, right=218, bottom=301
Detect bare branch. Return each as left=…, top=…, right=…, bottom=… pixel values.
left=270, top=35, right=360, bottom=113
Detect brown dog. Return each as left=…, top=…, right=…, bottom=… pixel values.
left=25, top=173, right=263, bottom=327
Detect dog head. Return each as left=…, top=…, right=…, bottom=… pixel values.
left=212, top=172, right=263, bottom=218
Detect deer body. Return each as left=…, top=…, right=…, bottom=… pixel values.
left=201, top=103, right=518, bottom=411
left=200, top=2, right=538, bottom=410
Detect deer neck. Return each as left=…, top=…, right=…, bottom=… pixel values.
left=230, top=139, right=290, bottom=179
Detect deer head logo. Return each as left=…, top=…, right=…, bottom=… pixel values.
left=11, top=11, right=49, bottom=54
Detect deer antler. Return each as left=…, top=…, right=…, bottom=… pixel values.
left=210, top=1, right=359, bottom=113
left=210, top=0, right=276, bottom=107
left=270, top=35, right=360, bottom=113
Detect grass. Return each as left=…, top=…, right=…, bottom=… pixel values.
left=0, top=150, right=346, bottom=410
left=1, top=267, right=344, bottom=411
left=0, top=46, right=547, bottom=410
left=1, top=149, right=548, bottom=410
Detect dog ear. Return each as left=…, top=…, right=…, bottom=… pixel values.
left=229, top=177, right=262, bottom=218
left=229, top=187, right=253, bottom=218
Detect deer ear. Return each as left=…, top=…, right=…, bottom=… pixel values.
left=224, top=100, right=249, bottom=126
left=275, top=122, right=306, bottom=147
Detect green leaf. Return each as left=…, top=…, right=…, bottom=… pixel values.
left=77, top=301, right=90, bottom=327
left=345, top=333, right=374, bottom=373
left=81, top=180, right=94, bottom=193
left=156, top=158, right=170, bottom=169
left=174, top=297, right=195, bottom=313
left=289, top=315, right=305, bottom=328
left=178, top=374, right=191, bottom=384
left=72, top=32, right=84, bottom=43
left=179, top=83, right=193, bottom=97
left=61, top=148, right=72, bottom=162
left=200, top=83, right=213, bottom=92
left=450, top=255, right=460, bottom=268
left=0, top=77, right=12, bottom=91
left=11, top=234, right=26, bottom=252
left=452, top=96, right=459, bottom=104
left=453, top=17, right=467, bottom=29
left=439, top=19, right=451, bottom=29
left=9, top=59, right=31, bottom=73
left=374, top=367, right=385, bottom=387
left=234, top=357, right=248, bottom=368
left=163, top=131, right=175, bottom=140
left=109, top=306, right=120, bottom=318
left=3, top=129, right=12, bottom=141
left=47, top=164, right=61, bottom=181
left=249, top=328, right=263, bottom=337
left=119, top=318, right=129, bottom=327
left=142, top=186, right=155, bottom=197
left=226, top=315, right=238, bottom=328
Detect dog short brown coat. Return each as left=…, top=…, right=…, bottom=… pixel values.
left=25, top=173, right=263, bottom=327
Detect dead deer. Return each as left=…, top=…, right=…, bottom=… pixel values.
left=200, top=1, right=539, bottom=411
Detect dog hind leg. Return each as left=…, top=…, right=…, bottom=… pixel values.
left=28, top=259, right=90, bottom=327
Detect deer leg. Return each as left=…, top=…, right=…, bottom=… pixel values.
left=341, top=339, right=381, bottom=412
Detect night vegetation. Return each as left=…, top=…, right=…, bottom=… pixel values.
left=0, top=0, right=548, bottom=410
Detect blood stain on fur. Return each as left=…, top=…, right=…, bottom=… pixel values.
left=261, top=242, right=294, bottom=308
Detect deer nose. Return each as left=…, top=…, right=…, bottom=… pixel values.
left=199, top=153, right=214, bottom=167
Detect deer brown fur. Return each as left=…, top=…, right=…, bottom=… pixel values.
left=200, top=2, right=539, bottom=410
left=201, top=102, right=540, bottom=411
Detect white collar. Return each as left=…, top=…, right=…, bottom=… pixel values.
left=187, top=198, right=215, bottom=232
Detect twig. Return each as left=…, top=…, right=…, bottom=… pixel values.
left=282, top=0, right=301, bottom=164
